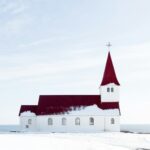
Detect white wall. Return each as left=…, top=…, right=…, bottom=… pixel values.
left=100, top=83, right=120, bottom=102
left=19, top=115, right=120, bottom=132
left=20, top=116, right=36, bottom=131
left=104, top=116, right=120, bottom=132
left=36, top=115, right=104, bottom=132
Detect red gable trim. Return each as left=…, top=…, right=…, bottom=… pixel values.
left=101, top=52, right=120, bottom=86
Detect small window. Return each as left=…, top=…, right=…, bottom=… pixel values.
left=28, top=119, right=32, bottom=125
left=75, top=117, right=80, bottom=125
left=111, top=118, right=115, bottom=124
left=62, top=118, right=67, bottom=125
left=107, top=87, right=110, bottom=92
left=26, top=125, right=29, bottom=128
left=89, top=117, right=94, bottom=125
left=48, top=118, right=53, bottom=125
left=111, top=87, right=114, bottom=92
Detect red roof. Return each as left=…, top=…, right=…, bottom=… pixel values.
left=19, top=95, right=120, bottom=116
left=101, top=52, right=120, bottom=86
left=19, top=105, right=37, bottom=116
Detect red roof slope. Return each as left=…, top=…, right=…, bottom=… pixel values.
left=19, top=105, right=37, bottom=116
left=101, top=52, right=120, bottom=86
left=19, top=95, right=120, bottom=116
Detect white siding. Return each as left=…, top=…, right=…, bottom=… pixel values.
left=104, top=116, right=120, bottom=131
left=20, top=116, right=36, bottom=131
left=100, top=83, right=120, bottom=102
left=20, top=115, right=120, bottom=132
left=37, top=115, right=105, bottom=132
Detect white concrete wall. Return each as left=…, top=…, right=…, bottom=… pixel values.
left=36, top=115, right=104, bottom=132
left=104, top=116, right=120, bottom=132
left=20, top=115, right=120, bottom=132
left=100, top=83, right=120, bottom=102
left=20, top=116, right=37, bottom=131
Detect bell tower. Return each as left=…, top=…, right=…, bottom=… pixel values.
left=100, top=49, right=120, bottom=102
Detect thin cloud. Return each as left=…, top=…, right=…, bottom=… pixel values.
left=19, top=36, right=70, bottom=48
left=0, top=0, right=26, bottom=15
left=0, top=56, right=101, bottom=81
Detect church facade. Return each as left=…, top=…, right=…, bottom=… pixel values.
left=19, top=51, right=121, bottom=132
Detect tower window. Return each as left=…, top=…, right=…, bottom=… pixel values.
left=111, top=118, right=115, bottom=124
left=62, top=118, right=67, bottom=125
left=28, top=119, right=32, bottom=125
left=89, top=117, right=94, bottom=125
left=111, top=87, right=114, bottom=92
left=107, top=87, right=110, bottom=92
left=75, top=117, right=80, bottom=125
left=48, top=118, right=53, bottom=125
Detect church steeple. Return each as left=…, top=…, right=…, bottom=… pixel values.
left=100, top=51, right=120, bottom=102
left=101, top=51, right=120, bottom=86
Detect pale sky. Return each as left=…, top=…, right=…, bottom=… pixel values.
left=0, top=0, right=150, bottom=124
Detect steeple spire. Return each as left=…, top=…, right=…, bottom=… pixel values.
left=101, top=52, right=120, bottom=86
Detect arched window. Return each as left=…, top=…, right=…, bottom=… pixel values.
left=28, top=119, right=32, bottom=125
left=107, top=87, right=110, bottom=92
left=48, top=118, right=53, bottom=125
left=75, top=117, right=80, bottom=125
left=89, top=117, right=94, bottom=125
left=111, top=118, right=115, bottom=124
left=111, top=87, right=114, bottom=92
left=62, top=118, right=67, bottom=125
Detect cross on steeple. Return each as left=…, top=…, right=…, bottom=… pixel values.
left=106, top=42, right=112, bottom=51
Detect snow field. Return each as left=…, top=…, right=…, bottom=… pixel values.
left=0, top=132, right=150, bottom=150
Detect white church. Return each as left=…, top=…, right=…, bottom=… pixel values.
left=19, top=51, right=121, bottom=132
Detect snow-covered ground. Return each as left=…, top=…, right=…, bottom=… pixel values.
left=0, top=125, right=150, bottom=150
left=0, top=132, right=150, bottom=150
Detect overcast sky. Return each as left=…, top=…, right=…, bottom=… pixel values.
left=0, top=0, right=150, bottom=124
